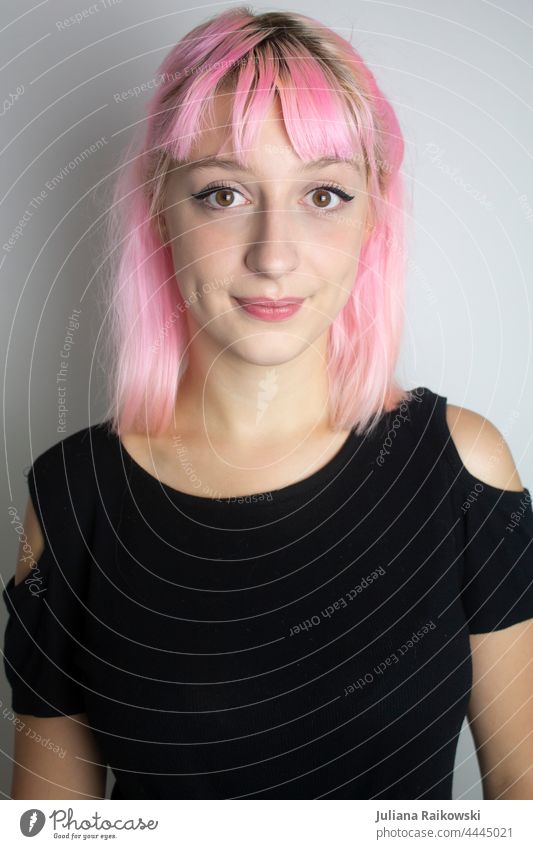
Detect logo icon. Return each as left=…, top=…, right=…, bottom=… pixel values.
left=20, top=809, right=45, bottom=836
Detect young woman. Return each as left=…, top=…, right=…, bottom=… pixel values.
left=4, top=7, right=533, bottom=801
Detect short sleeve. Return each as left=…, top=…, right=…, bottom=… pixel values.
left=460, top=482, right=533, bottom=634
left=2, top=439, right=93, bottom=716
left=435, top=391, right=533, bottom=634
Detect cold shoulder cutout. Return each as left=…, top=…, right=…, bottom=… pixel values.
left=436, top=395, right=532, bottom=634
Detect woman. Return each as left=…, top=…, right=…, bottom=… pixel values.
left=3, top=7, right=533, bottom=800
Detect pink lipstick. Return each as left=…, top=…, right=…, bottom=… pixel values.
left=234, top=297, right=305, bottom=322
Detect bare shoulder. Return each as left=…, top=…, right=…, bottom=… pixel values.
left=445, top=403, right=524, bottom=492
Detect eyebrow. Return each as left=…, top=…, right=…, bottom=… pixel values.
left=178, top=155, right=362, bottom=174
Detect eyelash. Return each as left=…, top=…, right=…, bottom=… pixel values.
left=190, top=180, right=355, bottom=210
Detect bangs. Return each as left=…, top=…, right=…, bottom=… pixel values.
left=159, top=37, right=375, bottom=182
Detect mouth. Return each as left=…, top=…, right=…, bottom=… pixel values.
left=234, top=297, right=306, bottom=306
left=232, top=296, right=305, bottom=322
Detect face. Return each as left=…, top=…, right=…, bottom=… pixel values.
left=161, top=90, right=372, bottom=367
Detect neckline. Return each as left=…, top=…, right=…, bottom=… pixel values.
left=114, top=427, right=361, bottom=507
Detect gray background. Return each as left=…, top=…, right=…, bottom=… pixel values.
left=1, top=0, right=532, bottom=800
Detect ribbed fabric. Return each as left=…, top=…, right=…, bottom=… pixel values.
left=3, top=386, right=533, bottom=799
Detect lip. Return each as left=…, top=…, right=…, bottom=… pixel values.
left=235, top=297, right=305, bottom=305
left=233, top=296, right=305, bottom=322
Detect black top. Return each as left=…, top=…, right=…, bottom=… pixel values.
left=3, top=386, right=533, bottom=800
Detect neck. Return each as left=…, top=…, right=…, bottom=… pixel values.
left=172, top=333, right=332, bottom=445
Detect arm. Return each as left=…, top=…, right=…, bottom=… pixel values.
left=446, top=404, right=533, bottom=799
left=9, top=496, right=107, bottom=800
left=11, top=712, right=107, bottom=799
left=468, top=623, right=533, bottom=799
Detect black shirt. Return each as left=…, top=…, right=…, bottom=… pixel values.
left=3, top=386, right=533, bottom=799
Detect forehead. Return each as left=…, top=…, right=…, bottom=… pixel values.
left=178, top=154, right=363, bottom=176
left=175, top=90, right=363, bottom=177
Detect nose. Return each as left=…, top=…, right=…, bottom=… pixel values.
left=244, top=205, right=299, bottom=280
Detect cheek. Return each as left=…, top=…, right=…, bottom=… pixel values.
left=168, top=237, right=221, bottom=300
left=314, top=236, right=362, bottom=295
left=312, top=244, right=361, bottom=318
left=169, top=217, right=236, bottom=280
left=310, top=210, right=366, bottom=253
left=328, top=222, right=367, bottom=289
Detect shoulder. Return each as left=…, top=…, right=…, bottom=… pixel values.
left=445, top=403, right=523, bottom=491
left=26, top=421, right=114, bottom=502
left=24, top=421, right=114, bottom=536
left=29, top=420, right=112, bottom=472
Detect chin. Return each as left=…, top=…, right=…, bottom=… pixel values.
left=230, top=337, right=308, bottom=366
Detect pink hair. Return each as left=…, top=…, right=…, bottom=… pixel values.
left=98, top=6, right=411, bottom=437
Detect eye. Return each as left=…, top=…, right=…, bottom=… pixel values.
left=190, top=182, right=248, bottom=210
left=305, top=184, right=355, bottom=210
left=190, top=181, right=355, bottom=211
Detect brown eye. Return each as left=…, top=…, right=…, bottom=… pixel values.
left=191, top=185, right=248, bottom=209
left=214, top=189, right=235, bottom=207
left=312, top=189, right=333, bottom=208
left=305, top=185, right=354, bottom=210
